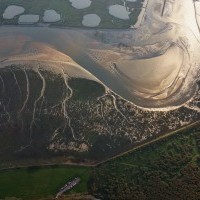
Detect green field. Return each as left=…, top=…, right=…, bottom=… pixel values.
left=0, top=0, right=143, bottom=28
left=0, top=166, right=91, bottom=200
left=2, top=123, right=200, bottom=200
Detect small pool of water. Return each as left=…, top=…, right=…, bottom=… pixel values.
left=3, top=5, right=25, bottom=19
left=109, top=5, right=130, bottom=20
left=18, top=15, right=39, bottom=24
left=43, top=10, right=61, bottom=22
left=82, top=14, right=101, bottom=27
left=69, top=0, right=91, bottom=9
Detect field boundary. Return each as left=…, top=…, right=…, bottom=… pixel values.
left=96, top=120, right=200, bottom=166
left=1, top=120, right=200, bottom=171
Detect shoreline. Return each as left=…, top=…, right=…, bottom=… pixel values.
left=0, top=24, right=198, bottom=110
left=0, top=23, right=135, bottom=32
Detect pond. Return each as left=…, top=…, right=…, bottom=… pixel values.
left=69, top=0, right=92, bottom=9
left=82, top=14, right=101, bottom=27
left=18, top=15, right=39, bottom=24
left=109, top=5, right=130, bottom=20
left=3, top=5, right=25, bottom=19
left=43, top=10, right=61, bottom=22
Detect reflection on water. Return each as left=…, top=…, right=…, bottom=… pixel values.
left=116, top=46, right=183, bottom=95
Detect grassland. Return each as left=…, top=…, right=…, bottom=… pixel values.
left=0, top=166, right=91, bottom=200
left=0, top=0, right=143, bottom=28
left=2, top=123, right=200, bottom=200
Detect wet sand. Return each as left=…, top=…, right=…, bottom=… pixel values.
left=115, top=45, right=183, bottom=97
left=0, top=26, right=132, bottom=102
left=0, top=0, right=200, bottom=110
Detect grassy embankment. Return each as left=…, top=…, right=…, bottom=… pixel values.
left=0, top=0, right=143, bottom=28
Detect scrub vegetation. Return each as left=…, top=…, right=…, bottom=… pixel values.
left=2, top=123, right=200, bottom=199
left=69, top=78, right=105, bottom=100
left=90, top=123, right=200, bottom=200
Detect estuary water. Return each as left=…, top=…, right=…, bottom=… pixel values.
left=0, top=26, right=133, bottom=104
